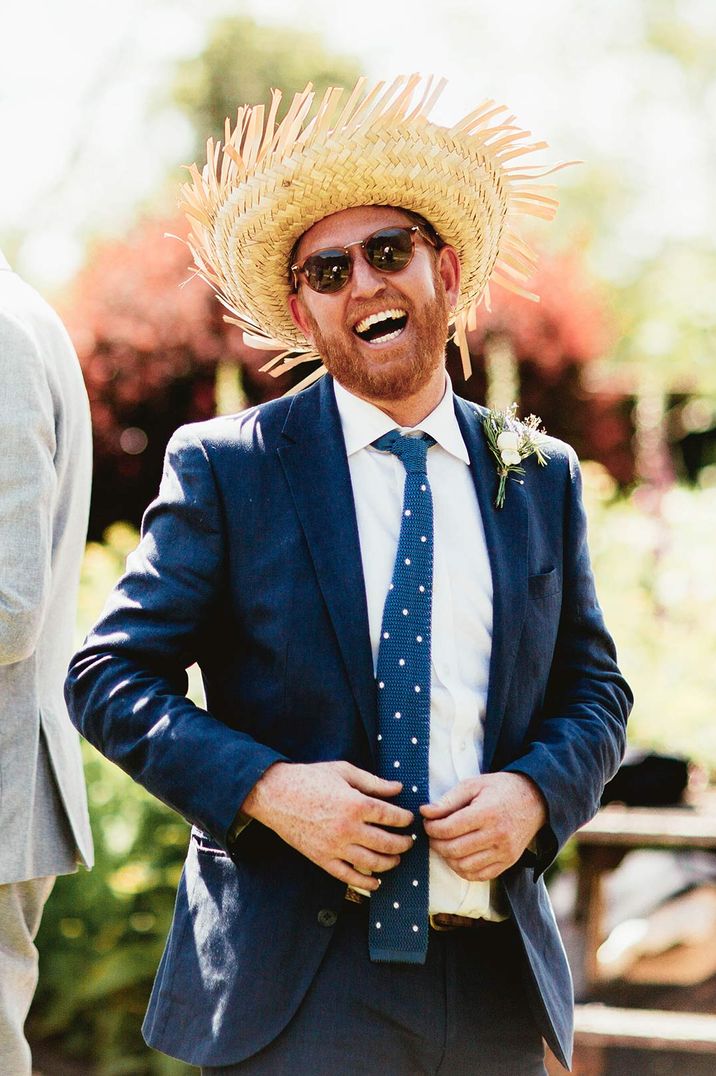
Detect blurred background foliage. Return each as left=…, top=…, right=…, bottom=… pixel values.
left=9, top=0, right=715, bottom=1071
left=29, top=526, right=196, bottom=1075
left=173, top=15, right=361, bottom=157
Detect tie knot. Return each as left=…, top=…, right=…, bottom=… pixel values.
left=372, top=431, right=436, bottom=474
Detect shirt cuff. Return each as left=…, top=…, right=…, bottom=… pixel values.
left=227, top=807, right=253, bottom=845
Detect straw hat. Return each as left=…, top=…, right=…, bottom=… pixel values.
left=180, top=74, right=570, bottom=390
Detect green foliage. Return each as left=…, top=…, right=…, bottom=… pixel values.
left=77, top=523, right=141, bottom=632
left=609, top=244, right=716, bottom=397
left=173, top=15, right=361, bottom=156
left=31, top=750, right=195, bottom=1074
left=31, top=481, right=716, bottom=1068
left=30, top=525, right=196, bottom=1074
left=582, top=466, right=716, bottom=772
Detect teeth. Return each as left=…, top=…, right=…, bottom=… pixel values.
left=354, top=308, right=407, bottom=334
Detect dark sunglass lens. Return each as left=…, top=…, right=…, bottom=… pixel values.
left=364, top=228, right=414, bottom=272
left=303, top=250, right=351, bottom=293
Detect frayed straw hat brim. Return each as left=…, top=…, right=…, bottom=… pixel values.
left=181, top=75, right=572, bottom=389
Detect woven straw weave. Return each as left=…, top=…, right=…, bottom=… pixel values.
left=180, top=74, right=570, bottom=388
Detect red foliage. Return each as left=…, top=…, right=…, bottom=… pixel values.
left=65, top=219, right=634, bottom=536
left=62, top=215, right=290, bottom=536
left=447, top=253, right=635, bottom=485
left=473, top=254, right=611, bottom=371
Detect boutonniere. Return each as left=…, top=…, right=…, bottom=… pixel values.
left=483, top=404, right=549, bottom=508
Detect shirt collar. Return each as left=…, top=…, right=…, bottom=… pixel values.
left=333, top=374, right=470, bottom=465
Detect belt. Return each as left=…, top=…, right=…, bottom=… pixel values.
left=345, top=886, right=487, bottom=931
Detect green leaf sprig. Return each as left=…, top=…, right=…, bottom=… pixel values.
left=483, top=404, right=549, bottom=508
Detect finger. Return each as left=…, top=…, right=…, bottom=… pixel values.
left=341, top=763, right=404, bottom=799
left=326, top=858, right=382, bottom=891
left=422, top=802, right=483, bottom=839
left=446, top=851, right=505, bottom=882
left=345, top=844, right=402, bottom=874
left=420, top=779, right=481, bottom=820
left=363, top=797, right=414, bottom=829
left=359, top=824, right=415, bottom=855
left=427, top=831, right=491, bottom=859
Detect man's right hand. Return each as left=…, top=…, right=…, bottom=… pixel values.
left=240, top=760, right=414, bottom=890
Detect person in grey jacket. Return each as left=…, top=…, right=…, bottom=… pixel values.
left=0, top=249, right=94, bottom=1075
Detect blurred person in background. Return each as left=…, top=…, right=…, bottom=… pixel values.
left=66, top=76, right=631, bottom=1074
left=0, top=249, right=94, bottom=1075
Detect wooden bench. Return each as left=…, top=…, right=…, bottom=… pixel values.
left=555, top=796, right=716, bottom=1073
left=573, top=794, right=716, bottom=989
left=575, top=1002, right=716, bottom=1051
left=565, top=1003, right=716, bottom=1075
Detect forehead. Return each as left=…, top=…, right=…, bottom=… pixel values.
left=295, top=205, right=416, bottom=259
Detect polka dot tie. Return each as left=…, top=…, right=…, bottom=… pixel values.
left=368, top=430, right=435, bottom=964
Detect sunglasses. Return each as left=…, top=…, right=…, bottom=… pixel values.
left=290, top=225, right=437, bottom=295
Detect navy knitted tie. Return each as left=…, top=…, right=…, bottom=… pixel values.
left=368, top=430, right=435, bottom=964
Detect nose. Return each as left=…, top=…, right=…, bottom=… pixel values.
left=349, top=252, right=386, bottom=299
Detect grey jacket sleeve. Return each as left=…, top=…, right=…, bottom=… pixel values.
left=0, top=312, right=56, bottom=664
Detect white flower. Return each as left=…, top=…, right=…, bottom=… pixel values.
left=496, top=430, right=520, bottom=452
left=483, top=405, right=549, bottom=508
left=500, top=449, right=522, bottom=466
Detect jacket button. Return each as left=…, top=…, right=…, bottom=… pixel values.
left=317, top=908, right=337, bottom=927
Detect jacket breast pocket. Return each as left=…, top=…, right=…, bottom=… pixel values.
left=528, top=568, right=559, bottom=599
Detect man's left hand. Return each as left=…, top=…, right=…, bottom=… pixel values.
left=420, top=772, right=547, bottom=881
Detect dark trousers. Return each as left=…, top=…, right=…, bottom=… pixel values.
left=202, top=899, right=547, bottom=1075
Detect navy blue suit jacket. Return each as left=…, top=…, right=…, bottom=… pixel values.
left=66, top=375, right=631, bottom=1068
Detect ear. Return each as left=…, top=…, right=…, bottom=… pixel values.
left=437, top=245, right=461, bottom=309
left=287, top=291, right=316, bottom=344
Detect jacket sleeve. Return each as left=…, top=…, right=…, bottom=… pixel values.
left=65, top=425, right=287, bottom=847
left=0, top=314, right=56, bottom=665
left=504, top=447, right=632, bottom=874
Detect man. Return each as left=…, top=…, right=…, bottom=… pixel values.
left=0, top=249, right=94, bottom=1075
left=66, top=75, right=631, bottom=1073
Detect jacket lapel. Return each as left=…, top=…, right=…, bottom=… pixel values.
left=454, top=397, right=530, bottom=771
left=278, top=376, right=378, bottom=756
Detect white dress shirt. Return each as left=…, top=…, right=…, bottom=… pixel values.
left=334, top=377, right=506, bottom=919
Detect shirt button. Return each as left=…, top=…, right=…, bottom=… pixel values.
left=317, top=908, right=337, bottom=928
